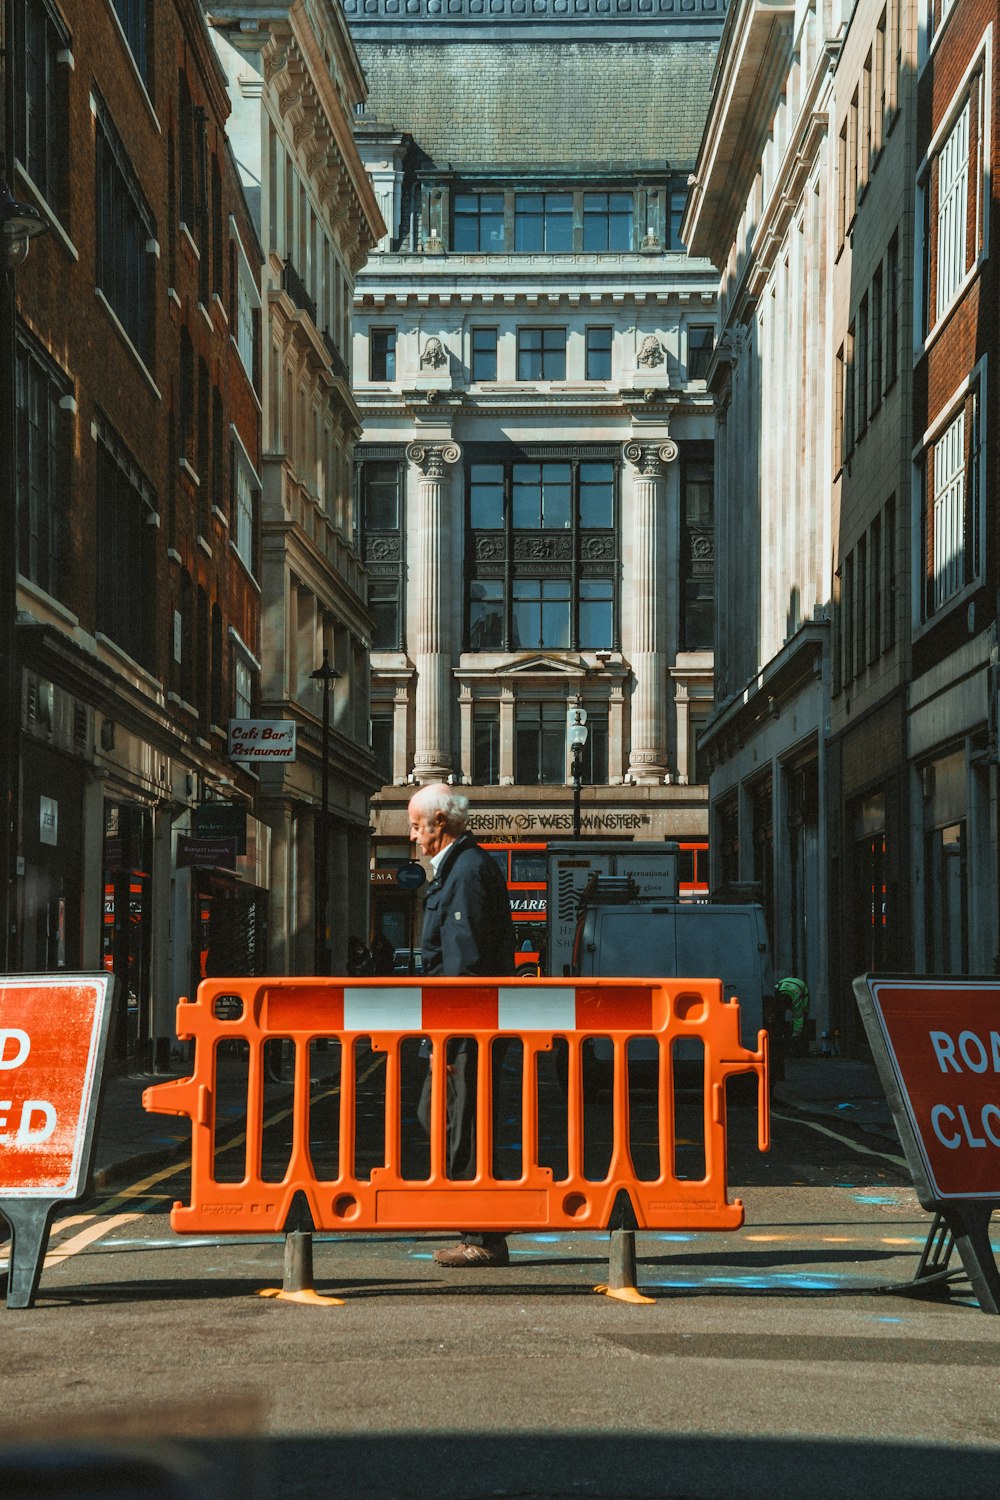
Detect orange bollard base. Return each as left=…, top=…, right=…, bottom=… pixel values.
left=257, top=1230, right=345, bottom=1308
left=595, top=1229, right=655, bottom=1305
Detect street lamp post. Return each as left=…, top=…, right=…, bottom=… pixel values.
left=568, top=706, right=589, bottom=840
left=0, top=178, right=49, bottom=972
left=309, top=650, right=340, bottom=974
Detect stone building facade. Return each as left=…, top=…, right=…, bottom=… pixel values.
left=205, top=1, right=385, bottom=975
left=10, top=0, right=265, bottom=1063
left=346, top=1, right=723, bottom=951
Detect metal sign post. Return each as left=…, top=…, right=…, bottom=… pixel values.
left=853, top=974, right=1000, bottom=1315
left=395, top=860, right=427, bottom=975
left=0, top=973, right=116, bottom=1308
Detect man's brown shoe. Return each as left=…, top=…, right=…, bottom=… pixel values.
left=433, top=1241, right=509, bottom=1268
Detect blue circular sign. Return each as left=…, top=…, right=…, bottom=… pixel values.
left=395, top=860, right=427, bottom=890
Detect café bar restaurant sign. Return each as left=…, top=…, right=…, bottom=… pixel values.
left=854, top=975, right=1000, bottom=1204
left=228, top=719, right=296, bottom=762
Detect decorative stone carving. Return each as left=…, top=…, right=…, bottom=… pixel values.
left=366, top=536, right=401, bottom=562
left=637, top=334, right=665, bottom=368
left=622, top=439, right=678, bottom=476
left=513, top=534, right=573, bottom=561
left=406, top=441, right=461, bottom=478
left=581, top=535, right=616, bottom=560
left=420, top=337, right=448, bottom=369
left=475, top=536, right=506, bottom=560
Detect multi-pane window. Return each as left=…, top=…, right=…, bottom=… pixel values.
left=112, top=0, right=149, bottom=82
left=370, top=327, right=396, bottom=381
left=930, top=408, right=967, bottom=610
left=668, top=184, right=688, bottom=249
left=18, top=0, right=68, bottom=215
left=453, top=193, right=504, bottom=252
left=15, top=334, right=67, bottom=596
left=95, top=100, right=155, bottom=364
left=370, top=713, right=394, bottom=785
left=681, top=447, right=714, bottom=650
left=467, top=455, right=617, bottom=652
left=514, top=193, right=573, bottom=253
left=935, top=101, right=970, bottom=319
left=582, top=707, right=609, bottom=785
left=360, top=457, right=404, bottom=650
left=513, top=579, right=571, bottom=649
left=688, top=325, right=715, bottom=380
left=517, top=327, right=566, bottom=381
left=471, top=327, right=498, bottom=382
left=95, top=419, right=157, bottom=669
left=857, top=294, right=869, bottom=436
left=582, top=192, right=633, bottom=252
left=473, top=707, right=501, bottom=785
left=886, top=232, right=899, bottom=384
left=233, top=454, right=257, bottom=575
left=921, top=388, right=981, bottom=618
left=871, top=266, right=883, bottom=406
left=585, top=326, right=612, bottom=381
left=234, top=235, right=259, bottom=382
left=234, top=650, right=254, bottom=719
left=515, top=703, right=566, bottom=785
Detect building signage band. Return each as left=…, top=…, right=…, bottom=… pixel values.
left=228, top=719, right=297, bottom=762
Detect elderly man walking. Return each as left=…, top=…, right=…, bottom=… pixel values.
left=407, top=782, right=515, bottom=1267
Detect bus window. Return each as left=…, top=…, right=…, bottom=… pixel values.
left=511, top=850, right=547, bottom=884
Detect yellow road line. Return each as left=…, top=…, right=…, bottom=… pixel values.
left=0, top=1211, right=143, bottom=1273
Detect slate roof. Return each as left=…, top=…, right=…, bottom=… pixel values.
left=355, top=39, right=719, bottom=170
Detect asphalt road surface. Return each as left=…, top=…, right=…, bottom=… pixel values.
left=2, top=1050, right=999, bottom=1500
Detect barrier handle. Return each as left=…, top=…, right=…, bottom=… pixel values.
left=757, top=1029, right=770, bottom=1152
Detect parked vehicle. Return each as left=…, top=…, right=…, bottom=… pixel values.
left=571, top=897, right=775, bottom=1055
left=545, top=840, right=680, bottom=977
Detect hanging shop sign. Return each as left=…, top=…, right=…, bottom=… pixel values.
left=194, top=802, right=247, bottom=855
left=177, top=836, right=238, bottom=870
left=228, top=719, right=297, bottom=762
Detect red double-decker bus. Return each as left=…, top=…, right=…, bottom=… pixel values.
left=482, top=842, right=548, bottom=975
left=678, top=841, right=709, bottom=901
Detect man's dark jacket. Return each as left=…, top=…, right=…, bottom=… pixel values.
left=420, top=833, right=515, bottom=977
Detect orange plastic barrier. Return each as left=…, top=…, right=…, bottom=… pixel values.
left=143, top=977, right=768, bottom=1237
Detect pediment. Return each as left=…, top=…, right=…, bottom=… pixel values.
left=499, top=653, right=585, bottom=677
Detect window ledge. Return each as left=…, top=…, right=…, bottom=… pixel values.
left=196, top=534, right=213, bottom=558
left=93, top=288, right=161, bottom=398
left=229, top=540, right=261, bottom=592
left=179, top=456, right=200, bottom=484
left=167, top=547, right=182, bottom=564
left=211, top=504, right=229, bottom=528
left=14, top=165, right=78, bottom=261
left=180, top=222, right=201, bottom=260
left=167, top=691, right=198, bottom=715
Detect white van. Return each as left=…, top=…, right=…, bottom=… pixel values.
left=571, top=900, right=774, bottom=1050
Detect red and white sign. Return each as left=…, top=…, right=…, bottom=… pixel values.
left=0, top=976, right=112, bottom=1198
left=866, top=978, right=1000, bottom=1200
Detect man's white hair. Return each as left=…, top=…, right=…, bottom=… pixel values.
left=408, top=782, right=469, bottom=833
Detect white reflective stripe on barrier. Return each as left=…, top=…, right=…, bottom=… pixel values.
left=498, top=986, right=578, bottom=1031
left=343, top=987, right=424, bottom=1031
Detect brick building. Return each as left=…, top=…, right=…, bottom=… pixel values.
left=10, top=0, right=264, bottom=1062
left=346, top=0, right=722, bottom=956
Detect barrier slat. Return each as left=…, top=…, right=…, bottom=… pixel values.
left=145, top=977, right=768, bottom=1237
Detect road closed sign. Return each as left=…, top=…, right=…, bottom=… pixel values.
left=855, top=976, right=1000, bottom=1203
left=0, top=974, right=114, bottom=1198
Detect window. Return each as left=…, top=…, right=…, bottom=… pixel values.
left=234, top=649, right=254, bottom=720
left=668, top=183, right=688, bottom=249
left=936, top=102, right=970, bottom=319
left=15, top=334, right=67, bottom=596
left=95, top=100, right=155, bottom=364
left=583, top=192, right=633, bottom=251
left=871, top=265, right=883, bottom=407
left=233, top=446, right=258, bottom=575
left=857, top=533, right=868, bottom=675
left=453, top=193, right=504, bottom=252
left=871, top=515, right=882, bottom=662
left=469, top=579, right=504, bottom=649
left=843, top=550, right=855, bottom=685
left=95, top=418, right=157, bottom=668
left=370, top=583, right=400, bottom=649
left=886, top=232, right=899, bottom=384
left=844, top=325, right=856, bottom=457
left=924, top=394, right=981, bottom=615
left=466, top=454, right=618, bottom=651
left=513, top=578, right=571, bottom=649
left=579, top=579, right=614, bottom=647
left=585, top=326, right=612, bottom=381
left=371, top=713, right=394, bottom=784
left=857, top=294, right=869, bottom=437
left=688, top=325, right=714, bottom=380
left=370, top=327, right=396, bottom=381
left=681, top=448, right=714, bottom=650
left=514, top=193, right=572, bottom=253
left=515, top=703, right=566, bottom=785
left=362, top=461, right=400, bottom=530
left=471, top=327, right=498, bottom=382
left=233, top=230, right=259, bottom=382
left=837, top=125, right=848, bottom=247
left=17, top=0, right=68, bottom=215
left=473, top=707, right=501, bottom=785
left=517, top=327, right=566, bottom=381
left=513, top=462, right=570, bottom=528
left=885, top=494, right=897, bottom=647
left=582, top=707, right=609, bottom=784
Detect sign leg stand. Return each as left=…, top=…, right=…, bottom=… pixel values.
left=2, top=1200, right=57, bottom=1310
left=944, top=1204, right=1000, bottom=1316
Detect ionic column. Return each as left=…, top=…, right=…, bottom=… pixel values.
left=623, top=439, right=677, bottom=783
left=406, top=440, right=460, bottom=782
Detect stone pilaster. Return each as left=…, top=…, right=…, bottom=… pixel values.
left=406, top=440, right=461, bottom=782
left=623, top=438, right=677, bottom=783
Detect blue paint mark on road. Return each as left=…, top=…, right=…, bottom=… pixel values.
left=873, top=1316, right=903, bottom=1323
left=852, top=1194, right=898, bottom=1205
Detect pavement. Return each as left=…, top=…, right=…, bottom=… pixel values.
left=87, top=1046, right=902, bottom=1193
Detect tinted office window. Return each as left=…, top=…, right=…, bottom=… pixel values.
left=688, top=325, right=715, bottom=380
left=471, top=327, right=498, bottom=382
left=370, top=328, right=396, bottom=381
left=512, top=462, right=571, bottom=529
left=517, top=327, right=566, bottom=381
left=470, top=463, right=504, bottom=528
left=469, top=579, right=504, bottom=649
left=453, top=192, right=505, bottom=252
left=585, top=326, right=613, bottom=380
left=515, top=194, right=573, bottom=253
left=583, top=193, right=633, bottom=252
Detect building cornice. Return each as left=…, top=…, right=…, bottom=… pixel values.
left=345, top=0, right=728, bottom=42
left=699, top=620, right=828, bottom=760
